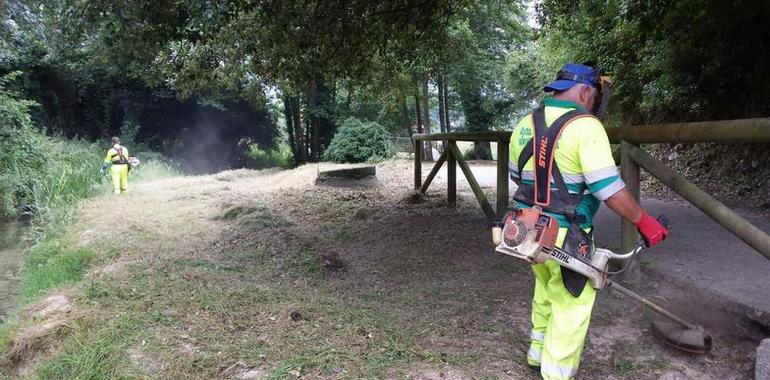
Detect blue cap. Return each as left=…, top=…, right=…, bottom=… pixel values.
left=543, top=63, right=599, bottom=92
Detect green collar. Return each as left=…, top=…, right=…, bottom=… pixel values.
left=544, top=97, right=586, bottom=112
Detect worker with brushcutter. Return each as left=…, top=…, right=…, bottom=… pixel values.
left=101, top=136, right=132, bottom=194
left=506, top=63, right=668, bottom=379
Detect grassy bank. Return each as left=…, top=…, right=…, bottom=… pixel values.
left=1, top=77, right=180, bottom=376
left=0, top=154, right=178, bottom=377
left=2, top=73, right=178, bottom=305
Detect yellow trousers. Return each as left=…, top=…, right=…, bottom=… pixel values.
left=527, top=228, right=596, bottom=380
left=110, top=164, right=128, bottom=194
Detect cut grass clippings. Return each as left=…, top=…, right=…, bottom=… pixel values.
left=37, top=249, right=431, bottom=378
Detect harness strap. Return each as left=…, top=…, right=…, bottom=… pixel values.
left=515, top=106, right=599, bottom=297
left=516, top=108, right=585, bottom=182
left=515, top=107, right=596, bottom=222
left=112, top=145, right=128, bottom=164
left=517, top=107, right=586, bottom=203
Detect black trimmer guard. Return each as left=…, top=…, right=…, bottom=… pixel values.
left=607, top=280, right=713, bottom=355
left=651, top=319, right=713, bottom=355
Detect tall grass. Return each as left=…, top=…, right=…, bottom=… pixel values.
left=28, top=139, right=103, bottom=225
left=1, top=72, right=101, bottom=223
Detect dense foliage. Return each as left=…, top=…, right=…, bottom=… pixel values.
left=3, top=0, right=769, bottom=175
left=323, top=117, right=395, bottom=163
left=1, top=1, right=278, bottom=172
left=536, top=0, right=770, bottom=124
left=0, top=72, right=101, bottom=220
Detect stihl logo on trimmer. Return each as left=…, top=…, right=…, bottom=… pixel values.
left=550, top=249, right=571, bottom=264
left=537, top=137, right=549, bottom=167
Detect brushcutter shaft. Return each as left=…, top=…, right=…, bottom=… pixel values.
left=606, top=280, right=698, bottom=330
left=604, top=244, right=644, bottom=260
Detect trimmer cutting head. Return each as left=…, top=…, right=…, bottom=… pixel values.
left=651, top=320, right=713, bottom=354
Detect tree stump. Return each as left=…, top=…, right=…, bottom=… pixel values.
left=315, top=166, right=379, bottom=187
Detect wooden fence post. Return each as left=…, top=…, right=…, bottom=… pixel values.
left=448, top=140, right=457, bottom=207
left=420, top=150, right=448, bottom=194
left=619, top=140, right=641, bottom=287
left=447, top=143, right=495, bottom=220
left=496, top=139, right=509, bottom=219
left=414, top=138, right=422, bottom=192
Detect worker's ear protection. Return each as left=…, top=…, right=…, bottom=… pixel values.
left=553, top=62, right=613, bottom=119
left=592, top=75, right=613, bottom=120
left=581, top=61, right=613, bottom=120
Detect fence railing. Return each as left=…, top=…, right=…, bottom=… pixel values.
left=609, top=118, right=770, bottom=259
left=413, top=132, right=511, bottom=221
left=412, top=118, right=770, bottom=262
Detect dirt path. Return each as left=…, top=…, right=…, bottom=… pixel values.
left=5, top=159, right=757, bottom=378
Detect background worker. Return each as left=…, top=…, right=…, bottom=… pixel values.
left=508, top=63, right=668, bottom=379
left=102, top=136, right=130, bottom=194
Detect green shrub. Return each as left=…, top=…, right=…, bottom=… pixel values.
left=30, top=139, right=102, bottom=222
left=462, top=143, right=493, bottom=161
left=322, top=117, right=395, bottom=163
left=0, top=72, right=44, bottom=218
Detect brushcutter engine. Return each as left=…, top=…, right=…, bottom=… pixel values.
left=492, top=206, right=559, bottom=264
left=494, top=210, right=709, bottom=353
left=492, top=207, right=641, bottom=289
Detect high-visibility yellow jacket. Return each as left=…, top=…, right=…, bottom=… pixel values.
left=509, top=98, right=625, bottom=227
left=104, top=144, right=130, bottom=165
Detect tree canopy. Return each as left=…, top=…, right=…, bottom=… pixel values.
left=537, top=0, right=770, bottom=124
left=2, top=0, right=768, bottom=170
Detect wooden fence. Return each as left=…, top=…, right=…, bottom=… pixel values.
left=413, top=118, right=770, bottom=261
left=413, top=132, right=510, bottom=221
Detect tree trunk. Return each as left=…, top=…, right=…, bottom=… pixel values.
left=304, top=75, right=337, bottom=162
left=314, top=75, right=336, bottom=154
left=437, top=76, right=447, bottom=154
left=443, top=80, right=451, bottom=131
left=399, top=95, right=413, bottom=136
left=414, top=93, right=423, bottom=133
left=306, top=80, right=317, bottom=161
left=305, top=116, right=312, bottom=161
left=283, top=96, right=298, bottom=165
left=311, top=118, right=320, bottom=161
left=437, top=77, right=446, bottom=133
left=421, top=74, right=433, bottom=161
left=290, top=97, right=306, bottom=164
left=414, top=90, right=428, bottom=162
left=459, top=85, right=492, bottom=160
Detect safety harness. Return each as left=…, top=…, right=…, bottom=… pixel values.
left=111, top=145, right=128, bottom=165
left=513, top=106, right=598, bottom=297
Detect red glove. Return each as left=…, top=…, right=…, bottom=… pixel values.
left=634, top=212, right=668, bottom=248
